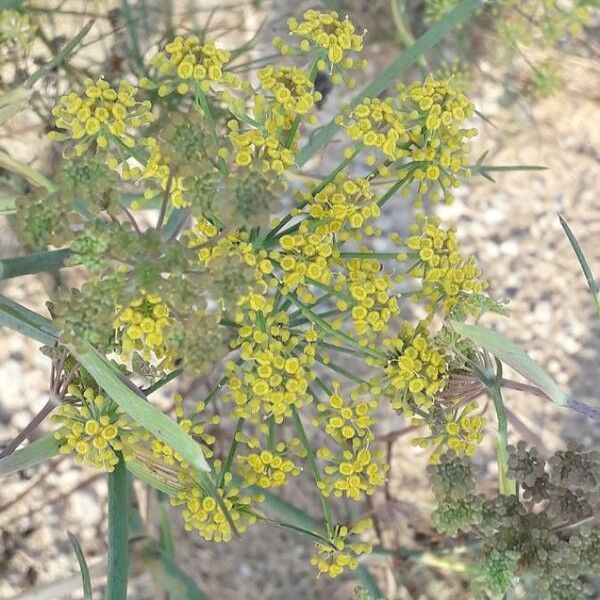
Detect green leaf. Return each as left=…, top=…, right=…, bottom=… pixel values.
left=471, top=151, right=547, bottom=182
left=67, top=532, right=93, bottom=600
left=450, top=320, right=568, bottom=406
left=355, top=565, right=384, bottom=600
left=0, top=86, right=33, bottom=125
left=70, top=342, right=210, bottom=473
left=121, top=0, right=146, bottom=72
left=126, top=458, right=180, bottom=495
left=0, top=249, right=71, bottom=280
left=296, top=0, right=482, bottom=167
left=158, top=499, right=175, bottom=560
left=0, top=293, right=57, bottom=344
left=105, top=458, right=129, bottom=600
left=559, top=213, right=600, bottom=319
left=27, top=19, right=95, bottom=86
left=0, top=150, right=56, bottom=192
left=450, top=322, right=600, bottom=420
left=257, top=488, right=323, bottom=534
left=143, top=546, right=210, bottom=600
left=0, top=434, right=60, bottom=477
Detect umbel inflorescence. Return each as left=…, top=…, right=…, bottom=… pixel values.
left=16, top=9, right=563, bottom=583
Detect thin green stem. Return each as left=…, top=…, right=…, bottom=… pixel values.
left=105, top=457, right=129, bottom=600
left=291, top=406, right=334, bottom=533
left=285, top=292, right=386, bottom=361
left=489, top=359, right=515, bottom=495
left=218, top=418, right=245, bottom=489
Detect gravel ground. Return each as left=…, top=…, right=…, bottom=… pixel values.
left=1, top=3, right=599, bottom=599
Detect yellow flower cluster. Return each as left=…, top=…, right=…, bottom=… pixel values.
left=310, top=520, right=373, bottom=577
left=143, top=36, right=244, bottom=98
left=172, top=470, right=261, bottom=542
left=53, top=385, right=146, bottom=472
left=406, top=215, right=487, bottom=314
left=227, top=119, right=295, bottom=174
left=49, top=77, right=153, bottom=155
left=343, top=76, right=477, bottom=204
left=315, top=383, right=375, bottom=443
left=315, top=384, right=386, bottom=500
left=399, top=76, right=478, bottom=204
left=283, top=10, right=364, bottom=71
left=383, top=322, right=449, bottom=413
left=344, top=97, right=410, bottom=162
left=275, top=232, right=337, bottom=294
left=428, top=403, right=486, bottom=461
left=150, top=394, right=220, bottom=465
left=297, top=174, right=380, bottom=238
left=344, top=257, right=400, bottom=342
left=113, top=292, right=174, bottom=365
left=257, top=65, right=321, bottom=125
left=224, top=306, right=317, bottom=423
left=237, top=442, right=301, bottom=488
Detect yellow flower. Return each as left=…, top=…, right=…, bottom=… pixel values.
left=52, top=385, right=148, bottom=471
left=310, top=520, right=372, bottom=577
left=49, top=78, right=153, bottom=157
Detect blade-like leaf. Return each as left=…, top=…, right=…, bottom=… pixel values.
left=0, top=293, right=57, bottom=344
left=0, top=433, right=60, bottom=476
left=27, top=19, right=95, bottom=86
left=0, top=249, right=71, bottom=280
left=67, top=532, right=93, bottom=600
left=105, top=458, right=129, bottom=600
left=0, top=85, right=33, bottom=125
left=296, top=0, right=482, bottom=166
left=450, top=322, right=600, bottom=420
left=559, top=213, right=600, bottom=319
left=450, top=320, right=568, bottom=406
left=70, top=343, right=210, bottom=473
left=126, top=458, right=180, bottom=495
left=355, top=564, right=384, bottom=600
left=0, top=150, right=56, bottom=192
left=143, top=546, right=211, bottom=600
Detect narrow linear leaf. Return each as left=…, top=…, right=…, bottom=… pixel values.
left=105, top=458, right=129, bottom=600
left=450, top=320, right=568, bottom=406
left=256, top=488, right=323, bottom=533
left=143, top=545, right=210, bottom=600
left=559, top=212, right=600, bottom=318
left=0, top=85, right=33, bottom=125
left=0, top=433, right=60, bottom=477
left=0, top=150, right=56, bottom=192
left=0, top=248, right=72, bottom=280
left=0, top=293, right=57, bottom=344
left=121, top=0, right=146, bottom=71
left=355, top=564, right=384, bottom=600
left=27, top=19, right=95, bottom=86
left=158, top=499, right=175, bottom=560
left=296, top=0, right=482, bottom=166
left=126, top=458, right=180, bottom=495
left=67, top=532, right=93, bottom=600
left=70, top=342, right=210, bottom=473
left=451, top=322, right=600, bottom=420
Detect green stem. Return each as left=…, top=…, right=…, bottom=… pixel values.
left=0, top=249, right=72, bottom=280
left=218, top=418, right=245, bottom=488
left=285, top=292, right=386, bottom=361
left=489, top=359, right=515, bottom=495
left=291, top=406, right=334, bottom=534
left=105, top=457, right=129, bottom=600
